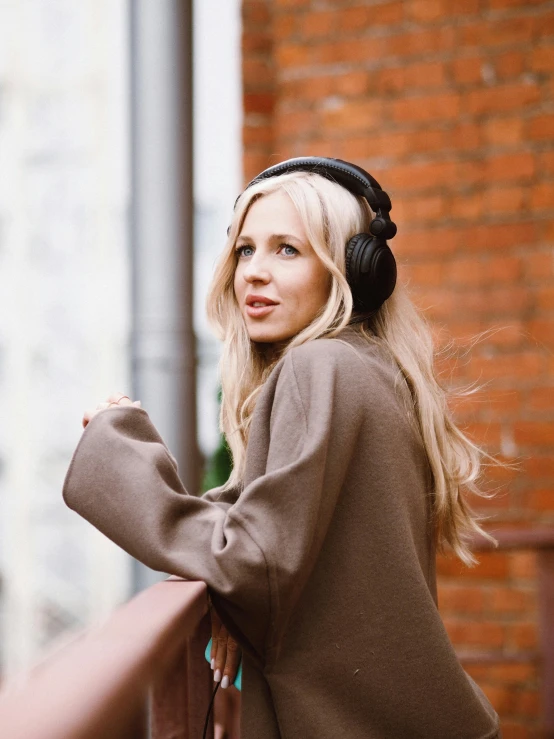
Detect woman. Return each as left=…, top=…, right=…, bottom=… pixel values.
left=64, top=157, right=502, bottom=738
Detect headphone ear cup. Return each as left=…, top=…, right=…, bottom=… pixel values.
left=345, top=233, right=397, bottom=312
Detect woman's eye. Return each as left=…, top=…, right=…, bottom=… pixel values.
left=235, top=245, right=254, bottom=258
left=280, top=244, right=298, bottom=256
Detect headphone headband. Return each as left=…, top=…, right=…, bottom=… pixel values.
left=243, top=156, right=394, bottom=219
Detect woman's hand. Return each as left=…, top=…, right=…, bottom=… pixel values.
left=82, top=392, right=141, bottom=429
left=210, top=603, right=241, bottom=690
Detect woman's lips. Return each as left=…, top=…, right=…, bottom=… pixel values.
left=246, top=304, right=277, bottom=318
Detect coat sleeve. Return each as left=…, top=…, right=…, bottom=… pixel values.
left=62, top=342, right=365, bottom=666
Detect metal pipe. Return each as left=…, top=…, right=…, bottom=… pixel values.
left=129, top=0, right=199, bottom=591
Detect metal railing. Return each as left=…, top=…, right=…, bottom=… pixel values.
left=0, top=528, right=552, bottom=738
left=0, top=577, right=214, bottom=739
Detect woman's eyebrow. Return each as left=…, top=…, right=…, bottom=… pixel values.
left=236, top=233, right=303, bottom=243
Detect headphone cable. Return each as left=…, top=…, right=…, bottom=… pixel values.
left=202, top=681, right=220, bottom=739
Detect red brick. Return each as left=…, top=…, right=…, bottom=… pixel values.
left=276, top=108, right=315, bottom=138
left=243, top=58, right=273, bottom=90
left=526, top=251, right=554, bottom=280
left=275, top=0, right=309, bottom=7
left=438, top=584, right=485, bottom=613
left=377, top=60, right=447, bottom=93
left=537, top=286, right=554, bottom=310
left=530, top=182, right=554, bottom=212
left=485, top=187, right=525, bottom=214
left=395, top=227, right=460, bottom=258
left=411, top=287, right=457, bottom=319
left=530, top=44, right=554, bottom=74
left=459, top=17, right=534, bottom=48
left=391, top=92, right=461, bottom=123
left=275, top=43, right=310, bottom=68
left=464, top=422, right=502, bottom=445
left=485, top=323, right=526, bottom=347
left=244, top=124, right=273, bottom=148
left=301, top=138, right=340, bottom=159
left=393, top=194, right=447, bottom=222
left=465, top=83, right=540, bottom=116
left=340, top=2, right=404, bottom=32
left=509, top=552, right=537, bottom=580
left=387, top=26, right=456, bottom=58
left=410, top=128, right=451, bottom=153
left=494, top=50, right=525, bottom=80
left=339, top=71, right=371, bottom=97
left=321, top=99, right=383, bottom=133
left=535, top=10, right=554, bottom=39
left=525, top=455, right=554, bottom=478
left=466, top=352, right=543, bottom=381
left=487, top=586, right=536, bottom=615
left=243, top=1, right=271, bottom=26
left=311, top=37, right=386, bottom=65
left=243, top=151, right=272, bottom=184
left=443, top=619, right=506, bottom=648
left=373, top=67, right=405, bottom=94
left=406, top=0, right=446, bottom=22
left=483, top=117, right=524, bottom=146
left=484, top=153, right=535, bottom=183
left=387, top=160, right=459, bottom=191
left=451, top=55, right=483, bottom=85
left=527, top=488, right=554, bottom=512
left=437, top=551, right=509, bottom=579
left=488, top=255, right=523, bottom=282
left=528, top=114, right=554, bottom=141
left=462, top=286, right=530, bottom=316
left=298, top=10, right=335, bottom=39
left=528, top=385, right=554, bottom=411
left=450, top=0, right=480, bottom=11
left=450, top=122, right=483, bottom=151
left=449, top=193, right=484, bottom=220
left=460, top=221, right=537, bottom=252
left=281, top=76, right=330, bottom=102
left=506, top=622, right=538, bottom=651
left=478, top=661, right=536, bottom=684
left=514, top=422, right=554, bottom=447
left=403, top=259, right=446, bottom=285
left=514, top=690, right=541, bottom=718
left=273, top=12, right=297, bottom=40
left=242, top=30, right=272, bottom=55
left=490, top=0, right=546, bottom=7
left=244, top=91, right=276, bottom=115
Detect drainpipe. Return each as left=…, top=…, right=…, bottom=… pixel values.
left=129, top=0, right=198, bottom=592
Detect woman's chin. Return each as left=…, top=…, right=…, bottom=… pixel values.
left=246, top=324, right=289, bottom=344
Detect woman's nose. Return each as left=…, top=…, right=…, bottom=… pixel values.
left=243, top=253, right=271, bottom=283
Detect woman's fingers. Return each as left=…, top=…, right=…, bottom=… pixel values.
left=210, top=609, right=222, bottom=668
left=221, top=636, right=240, bottom=689
left=210, top=607, right=241, bottom=689
left=82, top=394, right=140, bottom=429
left=106, top=393, right=134, bottom=407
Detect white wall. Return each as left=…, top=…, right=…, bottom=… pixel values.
left=0, top=0, right=132, bottom=674
left=0, top=0, right=242, bottom=674
left=193, top=0, right=242, bottom=460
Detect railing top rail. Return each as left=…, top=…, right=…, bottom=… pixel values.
left=0, top=577, right=208, bottom=739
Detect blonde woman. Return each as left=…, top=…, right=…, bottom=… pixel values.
left=64, top=157, right=502, bottom=738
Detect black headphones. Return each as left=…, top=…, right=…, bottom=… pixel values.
left=234, top=156, right=398, bottom=313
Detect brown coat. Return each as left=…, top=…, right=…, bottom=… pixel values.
left=63, top=325, right=500, bottom=738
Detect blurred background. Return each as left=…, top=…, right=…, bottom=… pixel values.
left=0, top=0, right=552, bottom=736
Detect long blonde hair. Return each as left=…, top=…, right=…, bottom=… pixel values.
left=206, top=171, right=500, bottom=565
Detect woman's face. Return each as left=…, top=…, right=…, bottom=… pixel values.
left=233, top=190, right=331, bottom=344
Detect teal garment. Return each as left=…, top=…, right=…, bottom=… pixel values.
left=205, top=637, right=242, bottom=691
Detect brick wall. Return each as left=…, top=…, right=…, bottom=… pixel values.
left=242, top=0, right=554, bottom=735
